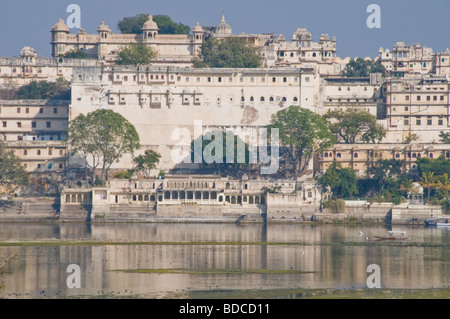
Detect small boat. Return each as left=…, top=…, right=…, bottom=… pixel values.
left=425, top=218, right=450, bottom=227
left=373, top=231, right=408, bottom=241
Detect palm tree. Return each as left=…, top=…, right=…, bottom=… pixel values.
left=437, top=173, right=450, bottom=199
left=420, top=171, right=437, bottom=202
left=400, top=178, right=413, bottom=199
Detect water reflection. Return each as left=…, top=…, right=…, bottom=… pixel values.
left=0, top=223, right=449, bottom=298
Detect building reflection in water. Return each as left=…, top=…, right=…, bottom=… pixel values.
left=0, top=223, right=449, bottom=297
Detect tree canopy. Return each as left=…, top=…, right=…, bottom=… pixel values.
left=323, top=109, right=386, bottom=144
left=416, top=156, right=450, bottom=177
left=341, top=58, right=386, bottom=77
left=318, top=161, right=357, bottom=198
left=192, top=37, right=263, bottom=68
left=0, top=143, right=29, bottom=192
left=117, top=14, right=190, bottom=34
left=190, top=130, right=250, bottom=177
left=133, top=149, right=161, bottom=178
left=68, top=109, right=141, bottom=183
left=268, top=106, right=335, bottom=178
left=17, top=78, right=71, bottom=100
left=116, top=44, right=157, bottom=66
left=59, top=49, right=87, bottom=59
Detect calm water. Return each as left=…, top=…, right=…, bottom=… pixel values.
left=0, top=222, right=449, bottom=298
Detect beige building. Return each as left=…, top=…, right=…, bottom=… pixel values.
left=69, top=65, right=316, bottom=174
left=317, top=74, right=383, bottom=116
left=379, top=42, right=434, bottom=78
left=51, top=14, right=340, bottom=74
left=0, top=99, right=69, bottom=192
left=317, top=143, right=450, bottom=178
left=0, top=46, right=101, bottom=90
left=381, top=76, right=450, bottom=143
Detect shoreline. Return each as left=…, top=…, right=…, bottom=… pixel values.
left=0, top=195, right=445, bottom=225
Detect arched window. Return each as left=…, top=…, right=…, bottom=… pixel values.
left=324, top=152, right=329, bottom=158
left=260, top=96, right=265, bottom=102
left=250, top=96, right=254, bottom=102
left=293, top=97, right=298, bottom=102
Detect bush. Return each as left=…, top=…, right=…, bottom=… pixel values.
left=323, top=199, right=346, bottom=214
left=113, top=170, right=134, bottom=179
left=441, top=199, right=450, bottom=215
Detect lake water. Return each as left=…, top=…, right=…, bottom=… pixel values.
left=0, top=222, right=449, bottom=298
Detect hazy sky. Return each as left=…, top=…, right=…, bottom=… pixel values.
left=1, top=0, right=449, bottom=59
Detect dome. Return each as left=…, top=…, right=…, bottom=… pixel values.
left=142, top=15, right=159, bottom=30
left=97, top=21, right=111, bottom=32
left=52, top=18, right=69, bottom=32
left=292, top=28, right=312, bottom=41
left=193, top=22, right=203, bottom=32
left=214, top=13, right=232, bottom=35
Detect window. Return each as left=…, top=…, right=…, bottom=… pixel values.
left=405, top=106, right=409, bottom=111
left=37, top=150, right=41, bottom=155
left=283, top=77, right=287, bottom=83
left=25, top=108, right=29, bottom=113
left=438, top=118, right=443, bottom=125
left=53, top=108, right=58, bottom=114
left=405, top=95, right=409, bottom=101
left=433, top=96, right=438, bottom=101
left=17, top=108, right=21, bottom=113
left=260, top=96, right=265, bottom=102
left=59, top=163, right=63, bottom=169
left=404, top=118, right=409, bottom=125
left=218, top=77, right=222, bottom=82
left=24, top=150, right=28, bottom=156
left=46, top=122, right=51, bottom=128
left=441, top=96, right=445, bottom=101
left=59, top=150, right=64, bottom=155
left=426, top=96, right=431, bottom=101
left=39, top=108, right=43, bottom=113
left=17, top=122, right=22, bottom=128
left=416, top=119, right=421, bottom=125
left=2, top=121, right=6, bottom=127
left=37, top=164, right=41, bottom=169
left=336, top=153, right=341, bottom=158
left=47, top=163, right=53, bottom=170
left=48, top=150, right=52, bottom=155
left=395, top=153, right=400, bottom=159
left=417, top=96, right=421, bottom=101
left=427, top=117, right=432, bottom=125
left=272, top=77, right=276, bottom=83
left=354, top=153, right=358, bottom=158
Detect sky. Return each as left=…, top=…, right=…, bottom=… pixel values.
left=0, top=0, right=449, bottom=59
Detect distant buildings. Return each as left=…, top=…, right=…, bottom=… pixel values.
left=0, top=13, right=449, bottom=195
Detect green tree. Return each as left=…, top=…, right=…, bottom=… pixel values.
left=437, top=173, right=450, bottom=199
left=417, top=156, right=450, bottom=176
left=400, top=177, right=414, bottom=199
left=269, top=106, right=335, bottom=178
left=68, top=109, right=141, bottom=183
left=17, top=78, right=71, bottom=100
left=153, top=15, right=190, bottom=34
left=190, top=130, right=250, bottom=177
left=420, top=171, right=437, bottom=202
left=0, top=143, right=29, bottom=192
left=341, top=57, right=386, bottom=77
left=323, top=109, right=386, bottom=144
left=439, top=131, right=450, bottom=144
left=116, top=44, right=157, bottom=66
left=318, top=161, right=357, bottom=198
left=117, top=14, right=190, bottom=34
left=193, top=37, right=262, bottom=68
left=133, top=149, right=161, bottom=178
left=60, top=49, right=87, bottom=59
left=366, top=159, right=405, bottom=193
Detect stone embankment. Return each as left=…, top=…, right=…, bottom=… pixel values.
left=0, top=196, right=445, bottom=225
